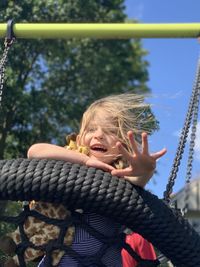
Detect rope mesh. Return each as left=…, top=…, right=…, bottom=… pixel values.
left=0, top=204, right=159, bottom=267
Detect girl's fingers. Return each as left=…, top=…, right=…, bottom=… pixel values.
left=100, top=163, right=115, bottom=172
left=141, top=132, right=149, bottom=154
left=127, top=131, right=139, bottom=155
left=111, top=168, right=131, bottom=177
left=151, top=148, right=167, bottom=160
left=87, top=159, right=115, bottom=172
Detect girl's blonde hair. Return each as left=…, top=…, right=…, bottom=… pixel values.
left=78, top=93, right=157, bottom=154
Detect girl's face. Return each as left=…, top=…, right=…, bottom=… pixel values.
left=78, top=110, right=121, bottom=164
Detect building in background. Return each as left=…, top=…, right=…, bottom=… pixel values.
left=172, top=178, right=200, bottom=234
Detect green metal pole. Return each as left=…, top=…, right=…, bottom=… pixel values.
left=0, top=23, right=200, bottom=39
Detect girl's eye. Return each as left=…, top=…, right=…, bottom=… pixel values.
left=109, top=128, right=118, bottom=135
left=87, top=127, right=96, bottom=132
left=110, top=130, right=117, bottom=134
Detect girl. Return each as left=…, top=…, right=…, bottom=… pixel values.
left=27, top=93, right=166, bottom=266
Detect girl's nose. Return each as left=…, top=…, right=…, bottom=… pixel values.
left=94, top=127, right=104, bottom=139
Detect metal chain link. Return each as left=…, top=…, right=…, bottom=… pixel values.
left=186, top=96, right=200, bottom=182
left=163, top=56, right=200, bottom=203
left=0, top=38, right=15, bottom=107
left=182, top=59, right=200, bottom=214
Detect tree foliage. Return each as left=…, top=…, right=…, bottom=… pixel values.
left=0, top=0, right=155, bottom=160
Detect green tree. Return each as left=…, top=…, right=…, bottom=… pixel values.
left=0, top=0, right=158, bottom=234
left=0, top=1, right=159, bottom=263
left=0, top=0, right=155, bottom=160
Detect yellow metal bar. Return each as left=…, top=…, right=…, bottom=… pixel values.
left=0, top=23, right=200, bottom=39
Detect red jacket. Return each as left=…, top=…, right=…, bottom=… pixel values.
left=121, top=233, right=156, bottom=267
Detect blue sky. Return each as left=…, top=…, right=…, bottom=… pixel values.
left=125, top=0, right=200, bottom=197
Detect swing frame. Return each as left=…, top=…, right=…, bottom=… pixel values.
left=0, top=21, right=200, bottom=267
left=0, top=23, right=200, bottom=39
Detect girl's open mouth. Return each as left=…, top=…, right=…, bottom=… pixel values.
left=90, top=145, right=107, bottom=153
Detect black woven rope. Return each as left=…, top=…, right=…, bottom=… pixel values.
left=0, top=158, right=200, bottom=267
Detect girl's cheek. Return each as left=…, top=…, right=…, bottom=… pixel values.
left=81, top=136, right=90, bottom=146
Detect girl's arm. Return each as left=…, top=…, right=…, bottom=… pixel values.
left=27, top=143, right=89, bottom=165
left=27, top=143, right=114, bottom=172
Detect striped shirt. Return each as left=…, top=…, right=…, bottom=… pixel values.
left=38, top=212, right=123, bottom=267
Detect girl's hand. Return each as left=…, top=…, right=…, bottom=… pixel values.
left=85, top=157, right=115, bottom=173
left=111, top=131, right=167, bottom=187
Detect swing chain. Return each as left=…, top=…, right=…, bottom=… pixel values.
left=0, top=40, right=15, bottom=106
left=163, top=56, right=200, bottom=204
left=182, top=61, right=200, bottom=214
left=0, top=20, right=15, bottom=107
left=185, top=84, right=200, bottom=183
